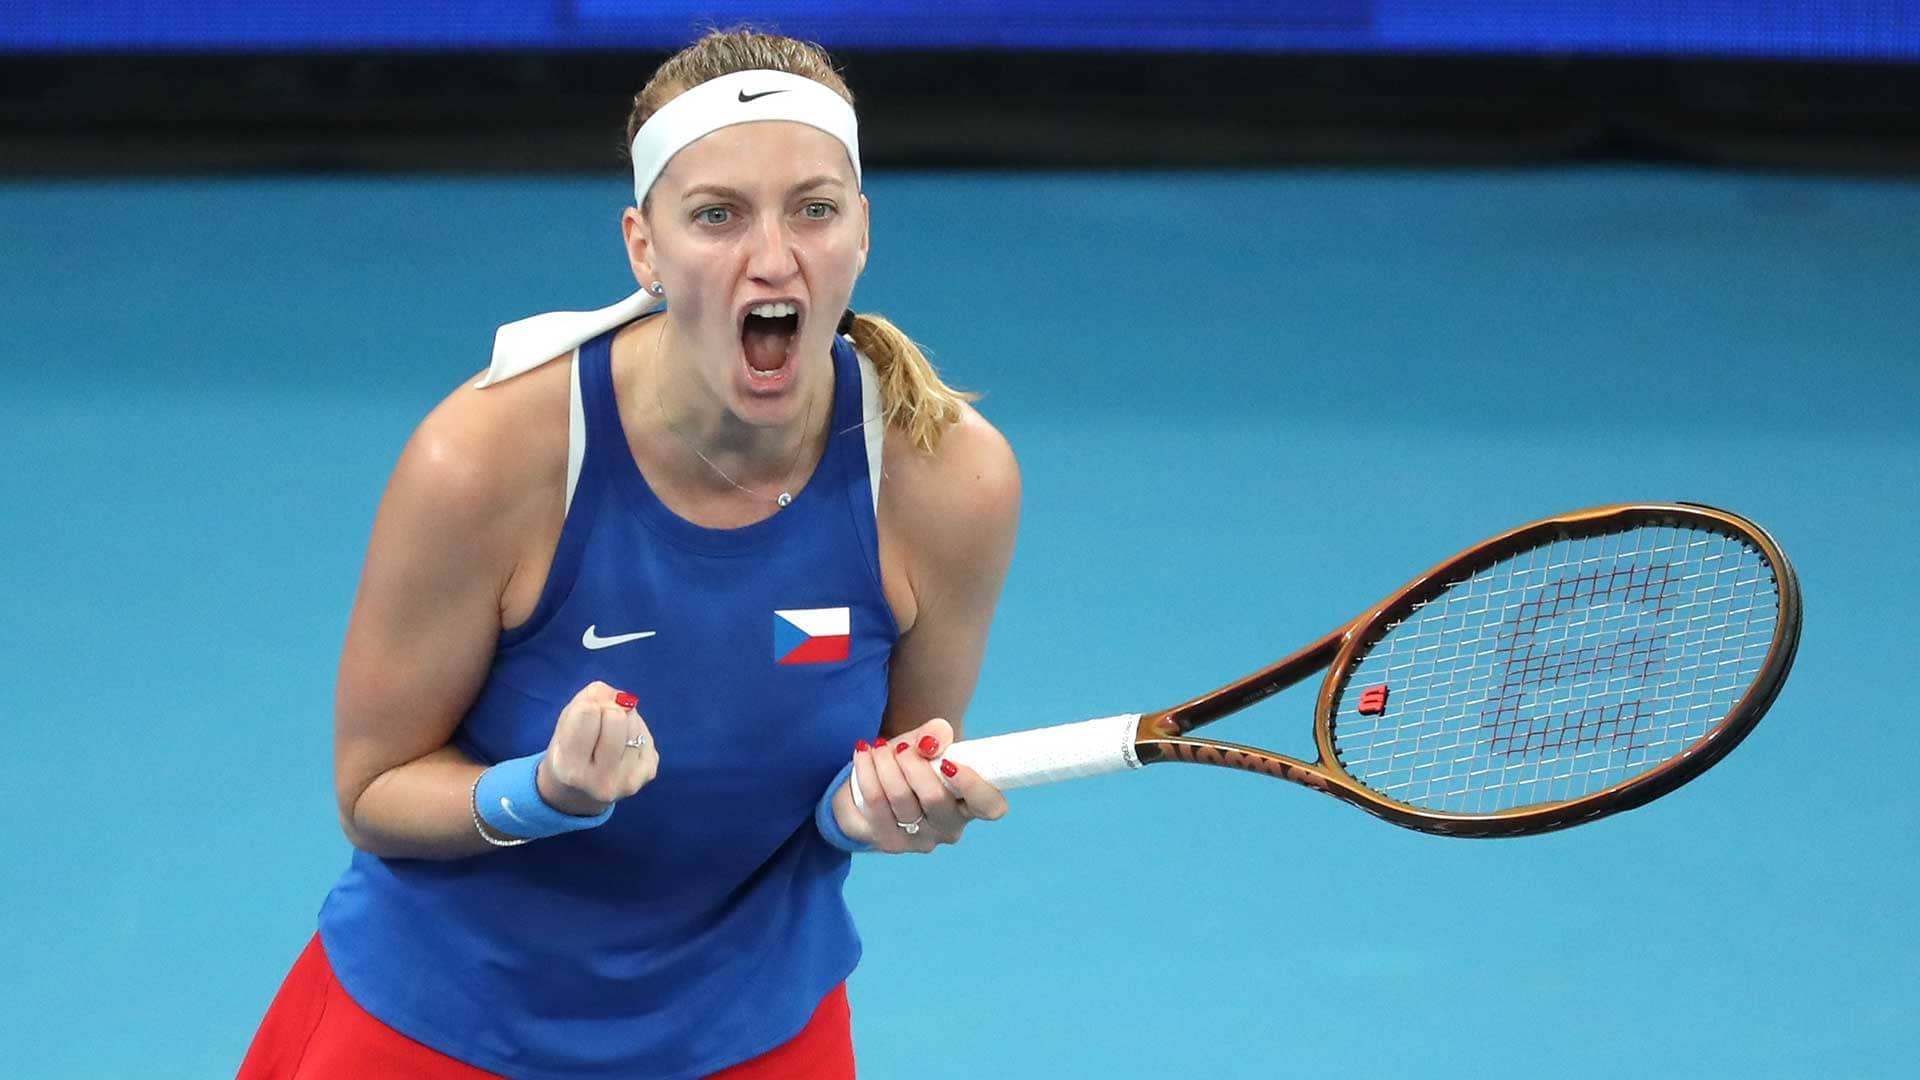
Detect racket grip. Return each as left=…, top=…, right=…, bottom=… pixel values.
left=941, top=713, right=1144, bottom=791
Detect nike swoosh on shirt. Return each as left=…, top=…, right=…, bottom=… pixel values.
left=582, top=625, right=657, bottom=650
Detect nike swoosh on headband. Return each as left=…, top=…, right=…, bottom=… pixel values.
left=583, top=625, right=657, bottom=650
left=738, top=88, right=788, bottom=102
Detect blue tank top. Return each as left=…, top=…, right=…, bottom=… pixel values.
left=318, top=322, right=897, bottom=1079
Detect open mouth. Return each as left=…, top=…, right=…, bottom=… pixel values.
left=741, top=301, right=802, bottom=380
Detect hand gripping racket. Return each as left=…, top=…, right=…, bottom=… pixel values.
left=943, top=503, right=1801, bottom=837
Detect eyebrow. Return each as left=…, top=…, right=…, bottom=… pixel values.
left=679, top=175, right=845, bottom=203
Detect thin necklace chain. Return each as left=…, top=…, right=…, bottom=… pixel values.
left=651, top=320, right=819, bottom=509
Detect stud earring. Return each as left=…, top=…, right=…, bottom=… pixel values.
left=646, top=281, right=666, bottom=297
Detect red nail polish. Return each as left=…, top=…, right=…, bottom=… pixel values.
left=856, top=740, right=870, bottom=752
left=895, top=741, right=910, bottom=754
left=614, top=691, right=638, bottom=710
left=918, top=735, right=939, bottom=757
left=940, top=760, right=958, bottom=778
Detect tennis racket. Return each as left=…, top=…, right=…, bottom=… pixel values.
left=942, top=502, right=1801, bottom=837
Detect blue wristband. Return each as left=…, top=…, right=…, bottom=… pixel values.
left=475, top=752, right=614, bottom=841
left=815, top=760, right=872, bottom=854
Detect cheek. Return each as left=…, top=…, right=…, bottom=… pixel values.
left=824, top=222, right=864, bottom=257
left=664, top=265, right=727, bottom=328
left=806, top=232, right=864, bottom=289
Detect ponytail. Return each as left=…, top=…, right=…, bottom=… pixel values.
left=844, top=312, right=977, bottom=453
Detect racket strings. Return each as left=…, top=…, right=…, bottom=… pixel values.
left=1329, top=523, right=1779, bottom=814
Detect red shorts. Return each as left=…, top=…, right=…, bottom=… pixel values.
left=237, top=934, right=856, bottom=1079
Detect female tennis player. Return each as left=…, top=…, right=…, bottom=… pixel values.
left=238, top=28, right=1018, bottom=1079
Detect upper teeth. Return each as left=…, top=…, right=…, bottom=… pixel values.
left=749, top=302, right=797, bottom=318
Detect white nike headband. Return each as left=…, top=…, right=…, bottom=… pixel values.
left=630, top=68, right=862, bottom=207
left=476, top=69, right=862, bottom=388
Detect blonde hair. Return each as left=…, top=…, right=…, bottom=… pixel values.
left=627, top=27, right=976, bottom=453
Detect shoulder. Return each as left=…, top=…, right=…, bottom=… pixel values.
left=387, top=354, right=573, bottom=535
left=878, top=402, right=1021, bottom=579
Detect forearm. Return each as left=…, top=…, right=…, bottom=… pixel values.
left=341, top=745, right=510, bottom=860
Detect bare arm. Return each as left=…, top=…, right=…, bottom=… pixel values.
left=334, top=368, right=660, bottom=860
left=877, top=411, right=1022, bottom=742
left=332, top=403, right=532, bottom=859
left=833, top=407, right=1022, bottom=849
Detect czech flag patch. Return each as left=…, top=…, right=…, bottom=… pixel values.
left=774, top=607, right=851, bottom=664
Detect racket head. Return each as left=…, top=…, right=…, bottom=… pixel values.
left=1309, top=503, right=1801, bottom=837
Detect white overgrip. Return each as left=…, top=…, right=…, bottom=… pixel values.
left=940, top=713, right=1145, bottom=791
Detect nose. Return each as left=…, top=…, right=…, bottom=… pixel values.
left=745, top=213, right=800, bottom=284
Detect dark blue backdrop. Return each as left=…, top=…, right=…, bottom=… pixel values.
left=5, top=1, right=1917, bottom=58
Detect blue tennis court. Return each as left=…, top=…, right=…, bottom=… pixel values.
left=2, top=166, right=1915, bottom=1076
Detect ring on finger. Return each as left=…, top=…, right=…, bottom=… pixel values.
left=895, top=813, right=927, bottom=836
left=624, top=735, right=650, bottom=752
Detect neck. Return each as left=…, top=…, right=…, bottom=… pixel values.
left=644, top=316, right=826, bottom=494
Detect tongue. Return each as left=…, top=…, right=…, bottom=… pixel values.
left=743, top=318, right=796, bottom=372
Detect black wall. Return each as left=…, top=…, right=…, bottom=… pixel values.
left=5, top=50, right=1918, bottom=175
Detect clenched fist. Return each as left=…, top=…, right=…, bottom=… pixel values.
left=536, top=681, right=659, bottom=816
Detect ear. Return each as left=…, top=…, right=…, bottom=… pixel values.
left=621, top=206, right=658, bottom=288
left=856, top=193, right=870, bottom=275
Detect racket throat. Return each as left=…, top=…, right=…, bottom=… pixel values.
left=1157, top=627, right=1347, bottom=736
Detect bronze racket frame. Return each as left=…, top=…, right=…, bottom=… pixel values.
left=1127, top=503, right=1802, bottom=837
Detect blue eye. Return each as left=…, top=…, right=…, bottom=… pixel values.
left=695, top=207, right=731, bottom=226
left=801, top=202, right=834, bottom=219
